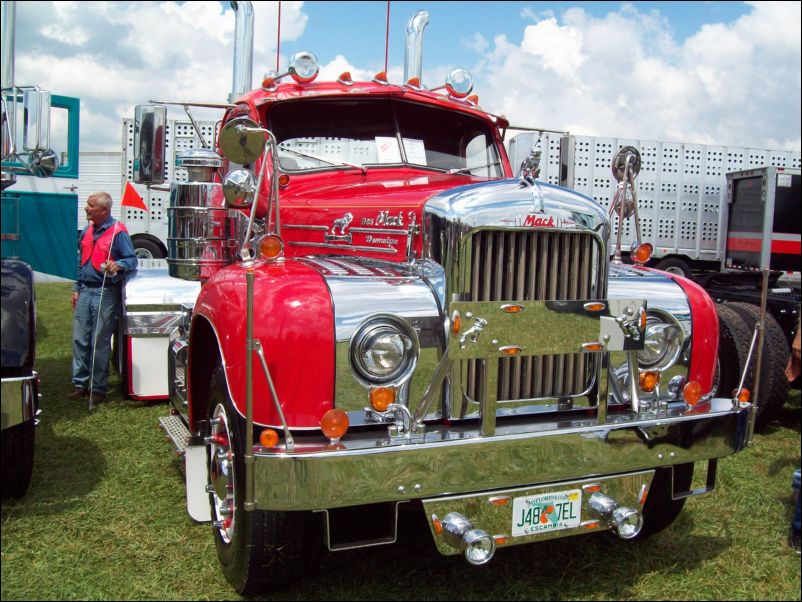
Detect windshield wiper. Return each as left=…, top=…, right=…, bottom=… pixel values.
left=279, top=146, right=366, bottom=174
left=446, top=160, right=501, bottom=176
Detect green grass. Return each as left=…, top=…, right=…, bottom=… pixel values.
left=2, top=282, right=800, bottom=601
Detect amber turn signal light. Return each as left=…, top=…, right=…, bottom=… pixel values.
left=259, top=235, right=283, bottom=260
left=370, top=387, right=395, bottom=412
left=683, top=380, right=703, bottom=406
left=639, top=370, right=660, bottom=392
left=320, top=409, right=349, bottom=442
left=451, top=311, right=461, bottom=337
left=631, top=242, right=653, bottom=264
left=259, top=428, right=279, bottom=447
left=278, top=173, right=290, bottom=187
left=735, top=388, right=751, bottom=403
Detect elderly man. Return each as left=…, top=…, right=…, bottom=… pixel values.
left=69, top=192, right=137, bottom=405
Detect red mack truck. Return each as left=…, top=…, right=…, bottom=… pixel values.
left=129, top=5, right=757, bottom=594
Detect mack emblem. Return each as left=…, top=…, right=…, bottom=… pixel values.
left=524, top=214, right=560, bottom=228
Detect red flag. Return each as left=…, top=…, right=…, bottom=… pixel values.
left=121, top=181, right=148, bottom=212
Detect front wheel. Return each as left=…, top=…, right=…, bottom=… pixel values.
left=635, top=463, right=693, bottom=538
left=1, top=419, right=35, bottom=499
left=207, top=365, right=317, bottom=595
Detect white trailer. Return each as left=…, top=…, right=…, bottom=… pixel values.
left=507, top=133, right=802, bottom=277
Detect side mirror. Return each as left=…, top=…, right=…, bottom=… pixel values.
left=23, top=89, right=51, bottom=152
left=133, top=104, right=166, bottom=184
left=218, top=117, right=266, bottom=165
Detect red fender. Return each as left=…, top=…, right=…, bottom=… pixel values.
left=647, top=268, right=719, bottom=395
left=192, top=259, right=334, bottom=428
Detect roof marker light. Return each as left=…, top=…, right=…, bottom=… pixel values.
left=337, top=71, right=353, bottom=86
left=373, top=71, right=389, bottom=84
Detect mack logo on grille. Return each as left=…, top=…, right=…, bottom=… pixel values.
left=523, top=214, right=560, bottom=228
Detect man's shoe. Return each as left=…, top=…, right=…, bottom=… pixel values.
left=68, top=387, right=87, bottom=400
left=90, top=392, right=107, bottom=405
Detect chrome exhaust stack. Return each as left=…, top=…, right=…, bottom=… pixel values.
left=588, top=492, right=643, bottom=539
left=441, top=512, right=496, bottom=565
left=229, top=1, right=254, bottom=102
left=403, top=10, right=429, bottom=84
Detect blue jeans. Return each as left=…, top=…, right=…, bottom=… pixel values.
left=72, top=285, right=121, bottom=394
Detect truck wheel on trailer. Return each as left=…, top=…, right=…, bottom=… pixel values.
left=1, top=419, right=35, bottom=499
left=207, top=364, right=318, bottom=595
left=635, top=463, right=693, bottom=538
left=654, top=258, right=692, bottom=279
left=724, top=302, right=790, bottom=426
left=133, top=238, right=164, bottom=260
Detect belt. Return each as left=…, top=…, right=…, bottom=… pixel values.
left=80, top=281, right=120, bottom=289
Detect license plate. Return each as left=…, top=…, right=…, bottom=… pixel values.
left=511, top=489, right=582, bottom=537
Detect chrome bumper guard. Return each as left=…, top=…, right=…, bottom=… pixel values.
left=251, top=398, right=751, bottom=511
left=1, top=373, right=38, bottom=430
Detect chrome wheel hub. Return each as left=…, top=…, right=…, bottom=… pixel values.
left=209, top=404, right=236, bottom=543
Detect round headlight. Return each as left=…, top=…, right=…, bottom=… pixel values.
left=637, top=316, right=682, bottom=369
left=351, top=316, right=418, bottom=384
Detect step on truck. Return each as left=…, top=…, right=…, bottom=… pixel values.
left=126, top=4, right=756, bottom=594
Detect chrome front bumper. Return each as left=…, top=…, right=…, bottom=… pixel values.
left=251, top=398, right=750, bottom=511
left=1, top=373, right=38, bottom=430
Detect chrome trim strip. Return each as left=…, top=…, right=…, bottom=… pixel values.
left=252, top=399, right=749, bottom=510
left=288, top=241, right=397, bottom=254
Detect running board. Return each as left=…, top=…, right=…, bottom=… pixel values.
left=159, top=414, right=211, bottom=522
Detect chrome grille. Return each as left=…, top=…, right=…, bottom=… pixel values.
left=465, top=230, right=599, bottom=402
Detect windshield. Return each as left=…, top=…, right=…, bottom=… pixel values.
left=268, top=98, right=503, bottom=178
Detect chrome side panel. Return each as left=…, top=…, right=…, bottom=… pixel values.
left=251, top=399, right=750, bottom=511
left=298, top=257, right=445, bottom=425
left=608, top=265, right=692, bottom=405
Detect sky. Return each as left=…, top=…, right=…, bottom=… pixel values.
left=5, top=1, right=801, bottom=153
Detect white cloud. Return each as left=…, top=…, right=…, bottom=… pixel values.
left=8, top=1, right=800, bottom=154
left=11, top=1, right=310, bottom=151
left=468, top=2, right=801, bottom=151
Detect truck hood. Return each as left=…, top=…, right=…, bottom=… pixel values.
left=278, top=169, right=495, bottom=261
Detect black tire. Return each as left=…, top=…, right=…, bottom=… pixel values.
left=636, top=463, right=693, bottom=538
left=725, top=302, right=790, bottom=427
left=654, top=257, right=693, bottom=279
left=714, top=304, right=752, bottom=400
left=207, top=364, right=317, bottom=595
left=133, top=238, right=164, bottom=260
left=1, top=419, right=35, bottom=499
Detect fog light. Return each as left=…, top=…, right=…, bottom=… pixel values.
left=589, top=492, right=643, bottom=539
left=611, top=506, right=643, bottom=539
left=463, top=529, right=496, bottom=565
